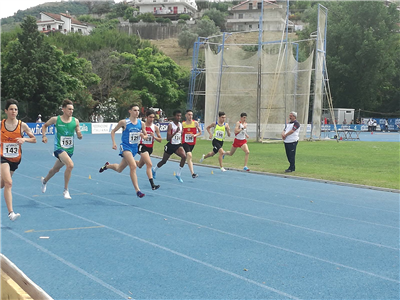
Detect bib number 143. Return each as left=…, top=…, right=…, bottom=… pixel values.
left=3, top=143, right=19, bottom=158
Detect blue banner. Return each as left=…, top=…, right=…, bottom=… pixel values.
left=26, top=123, right=55, bottom=136
left=155, top=122, right=205, bottom=133
left=156, top=122, right=169, bottom=132
left=321, top=123, right=399, bottom=131
left=373, top=118, right=400, bottom=131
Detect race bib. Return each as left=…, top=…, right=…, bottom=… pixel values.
left=185, top=134, right=194, bottom=143
left=2, top=143, right=19, bottom=158
left=215, top=130, right=224, bottom=139
left=173, top=132, right=181, bottom=142
left=129, top=132, right=140, bottom=144
left=60, top=136, right=73, bottom=149
left=142, top=135, right=153, bottom=145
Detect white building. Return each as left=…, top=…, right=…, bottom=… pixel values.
left=227, top=0, right=293, bottom=32
left=135, top=0, right=197, bottom=16
left=37, top=12, right=95, bottom=35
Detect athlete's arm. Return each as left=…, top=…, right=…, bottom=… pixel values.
left=234, top=121, right=241, bottom=135
left=154, top=125, right=162, bottom=143
left=111, top=119, right=125, bottom=150
left=206, top=123, right=215, bottom=139
left=226, top=123, right=231, bottom=137
left=140, top=121, right=148, bottom=140
left=42, top=116, right=57, bottom=144
left=75, top=119, right=83, bottom=140
left=17, top=122, right=37, bottom=144
left=166, top=123, right=174, bottom=142
left=194, top=121, right=202, bottom=137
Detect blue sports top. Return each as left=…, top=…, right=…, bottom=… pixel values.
left=121, top=118, right=142, bottom=146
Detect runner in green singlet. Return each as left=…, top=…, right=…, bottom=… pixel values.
left=41, top=99, right=83, bottom=199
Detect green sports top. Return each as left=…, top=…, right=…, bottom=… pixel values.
left=213, top=122, right=226, bottom=141
left=54, top=116, right=76, bottom=155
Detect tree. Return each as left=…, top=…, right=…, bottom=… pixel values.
left=45, top=25, right=148, bottom=56
left=85, top=47, right=188, bottom=119
left=113, top=2, right=131, bottom=18
left=202, top=8, right=227, bottom=31
left=124, top=7, right=136, bottom=20
left=298, top=2, right=400, bottom=113
left=79, top=0, right=114, bottom=13
left=178, top=25, right=198, bottom=55
left=1, top=16, right=98, bottom=121
left=92, top=1, right=113, bottom=15
left=195, top=18, right=220, bottom=38
left=118, top=48, right=187, bottom=109
left=289, top=1, right=312, bottom=12
left=86, top=49, right=132, bottom=113
left=210, top=2, right=232, bottom=13
left=327, top=2, right=399, bottom=112
left=179, top=14, right=191, bottom=21
left=138, top=13, right=156, bottom=23
left=195, top=0, right=211, bottom=12
left=60, top=52, right=101, bottom=121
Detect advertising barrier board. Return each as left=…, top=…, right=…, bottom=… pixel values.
left=156, top=122, right=205, bottom=132
left=26, top=123, right=55, bottom=136
left=79, top=123, right=92, bottom=134
left=91, top=123, right=122, bottom=134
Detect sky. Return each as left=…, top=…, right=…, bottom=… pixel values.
left=0, top=0, right=125, bottom=19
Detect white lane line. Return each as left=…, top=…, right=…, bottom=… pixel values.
left=13, top=192, right=301, bottom=300
left=5, top=230, right=133, bottom=300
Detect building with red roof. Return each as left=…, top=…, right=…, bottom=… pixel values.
left=37, top=12, right=95, bottom=35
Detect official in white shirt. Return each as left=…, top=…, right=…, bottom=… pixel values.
left=281, top=112, right=300, bottom=173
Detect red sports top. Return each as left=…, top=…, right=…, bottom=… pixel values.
left=140, top=123, right=155, bottom=148
left=182, top=121, right=197, bottom=145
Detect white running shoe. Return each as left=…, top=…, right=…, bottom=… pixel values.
left=41, top=177, right=47, bottom=193
left=63, top=190, right=72, bottom=199
left=8, top=211, right=21, bottom=221
left=199, top=154, right=205, bottom=163
left=220, top=167, right=226, bottom=172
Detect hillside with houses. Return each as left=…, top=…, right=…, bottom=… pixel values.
left=1, top=1, right=399, bottom=122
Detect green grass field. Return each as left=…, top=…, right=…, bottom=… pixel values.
left=151, top=139, right=400, bottom=190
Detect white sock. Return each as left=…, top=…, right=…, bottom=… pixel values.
left=177, top=167, right=182, bottom=176
left=153, top=166, right=159, bottom=172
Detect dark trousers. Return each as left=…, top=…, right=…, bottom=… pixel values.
left=284, top=141, right=298, bottom=171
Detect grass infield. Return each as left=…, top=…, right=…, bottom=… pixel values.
left=152, top=139, right=399, bottom=191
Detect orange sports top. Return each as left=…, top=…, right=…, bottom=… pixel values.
left=1, top=119, right=23, bottom=162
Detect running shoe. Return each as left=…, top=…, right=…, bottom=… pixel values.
left=63, top=190, right=72, bottom=199
left=152, top=168, right=156, bottom=179
left=137, top=191, right=145, bottom=198
left=41, top=177, right=47, bottom=193
left=220, top=167, right=226, bottom=172
left=175, top=175, right=184, bottom=183
left=152, top=185, right=160, bottom=190
left=8, top=211, right=20, bottom=221
left=285, top=169, right=293, bottom=173
left=192, top=173, right=198, bottom=178
left=243, top=166, right=250, bottom=171
left=99, top=162, right=109, bottom=173
left=199, top=154, right=205, bottom=163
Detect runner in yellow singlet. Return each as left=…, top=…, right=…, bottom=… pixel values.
left=199, top=111, right=231, bottom=172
